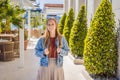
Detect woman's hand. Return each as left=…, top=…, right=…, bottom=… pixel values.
left=57, top=48, right=61, bottom=54
left=44, top=48, right=49, bottom=55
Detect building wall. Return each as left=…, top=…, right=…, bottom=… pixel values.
left=43, top=7, right=64, bottom=22
left=75, top=0, right=85, bottom=18
left=87, top=0, right=94, bottom=27
left=64, top=0, right=69, bottom=13
left=64, top=0, right=85, bottom=18
left=87, top=0, right=101, bottom=27
left=68, top=0, right=71, bottom=11
left=67, top=0, right=76, bottom=14
left=112, top=0, right=120, bottom=79
left=94, top=0, right=101, bottom=13
left=44, top=8, right=63, bottom=15
left=112, top=0, right=120, bottom=25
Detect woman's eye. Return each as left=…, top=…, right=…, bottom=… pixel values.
left=48, top=24, right=54, bottom=26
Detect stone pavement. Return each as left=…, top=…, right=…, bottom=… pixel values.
left=0, top=49, right=39, bottom=80
left=0, top=49, right=93, bottom=80
left=0, top=38, right=92, bottom=80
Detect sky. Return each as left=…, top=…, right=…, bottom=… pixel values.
left=36, top=0, right=64, bottom=8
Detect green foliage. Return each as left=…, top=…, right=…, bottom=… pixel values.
left=83, top=0, right=117, bottom=77
left=24, top=29, right=28, bottom=40
left=42, top=19, right=47, bottom=30
left=69, top=5, right=87, bottom=57
left=12, top=17, right=23, bottom=28
left=0, top=22, right=6, bottom=32
left=31, top=15, right=41, bottom=28
left=63, top=8, right=75, bottom=45
left=58, top=13, right=67, bottom=34
left=0, top=0, right=25, bottom=32
left=0, top=21, right=2, bottom=33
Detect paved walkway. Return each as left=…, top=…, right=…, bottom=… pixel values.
left=0, top=38, right=91, bottom=80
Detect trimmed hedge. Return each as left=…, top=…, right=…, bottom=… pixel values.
left=83, top=0, right=117, bottom=77
left=63, top=8, right=74, bottom=45
left=58, top=13, right=67, bottom=34
left=69, top=5, right=87, bottom=57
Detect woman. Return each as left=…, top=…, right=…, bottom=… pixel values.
left=35, top=18, right=70, bottom=80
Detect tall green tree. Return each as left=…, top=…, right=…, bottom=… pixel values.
left=63, top=8, right=74, bottom=45
left=84, top=0, right=117, bottom=77
left=0, top=0, right=25, bottom=33
left=69, top=5, right=87, bottom=57
left=11, top=5, right=25, bottom=28
left=31, top=15, right=41, bottom=28
left=5, top=5, right=25, bottom=32
left=58, top=13, right=67, bottom=34
left=0, top=0, right=7, bottom=32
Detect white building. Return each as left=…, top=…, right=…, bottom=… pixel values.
left=64, top=0, right=120, bottom=79
left=64, top=0, right=85, bottom=18
left=43, top=4, right=64, bottom=21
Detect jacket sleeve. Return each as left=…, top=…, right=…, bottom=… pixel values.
left=35, top=37, right=46, bottom=58
left=59, top=36, right=70, bottom=56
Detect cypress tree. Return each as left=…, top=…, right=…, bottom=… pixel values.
left=63, top=8, right=74, bottom=45
left=84, top=0, right=117, bottom=77
left=58, top=13, right=67, bottom=34
left=69, top=5, right=87, bottom=57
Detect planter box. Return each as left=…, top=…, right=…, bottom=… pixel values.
left=74, top=58, right=84, bottom=65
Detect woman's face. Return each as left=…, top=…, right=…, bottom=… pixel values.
left=47, top=20, right=56, bottom=33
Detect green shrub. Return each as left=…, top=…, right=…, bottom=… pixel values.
left=69, top=5, right=87, bottom=57
left=58, top=13, right=67, bottom=34
left=84, top=0, right=117, bottom=77
left=63, top=8, right=74, bottom=45
left=24, top=29, right=28, bottom=40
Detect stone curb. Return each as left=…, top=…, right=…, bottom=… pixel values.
left=68, top=52, right=93, bottom=80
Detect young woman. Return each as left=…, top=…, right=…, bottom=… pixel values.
left=35, top=18, right=70, bottom=80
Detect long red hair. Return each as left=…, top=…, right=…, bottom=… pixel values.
left=43, top=18, right=62, bottom=57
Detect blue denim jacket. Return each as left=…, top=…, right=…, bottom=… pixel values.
left=35, top=36, right=70, bottom=67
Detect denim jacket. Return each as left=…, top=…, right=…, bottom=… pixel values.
left=35, top=36, right=70, bottom=67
